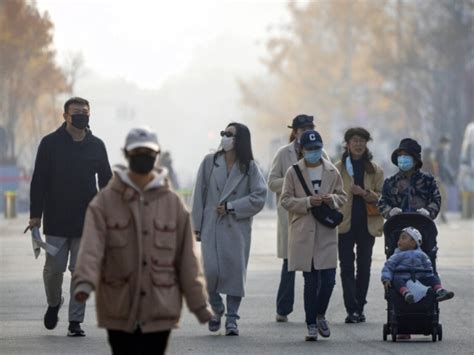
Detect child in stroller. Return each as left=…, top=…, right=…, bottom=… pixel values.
left=381, top=213, right=454, bottom=342
left=381, top=226, right=454, bottom=304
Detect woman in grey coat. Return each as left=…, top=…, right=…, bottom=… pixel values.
left=192, top=122, right=267, bottom=336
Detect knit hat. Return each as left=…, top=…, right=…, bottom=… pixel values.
left=391, top=138, right=423, bottom=168
left=402, top=227, right=422, bottom=247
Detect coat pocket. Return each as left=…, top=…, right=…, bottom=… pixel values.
left=99, top=273, right=132, bottom=320
left=153, top=220, right=177, bottom=251
left=150, top=265, right=182, bottom=320
left=104, top=217, right=134, bottom=276
left=106, top=217, right=132, bottom=247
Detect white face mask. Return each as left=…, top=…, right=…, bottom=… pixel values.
left=221, top=136, right=235, bottom=152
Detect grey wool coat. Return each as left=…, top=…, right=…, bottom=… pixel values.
left=191, top=153, right=267, bottom=297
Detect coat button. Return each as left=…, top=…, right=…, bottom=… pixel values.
left=140, top=291, right=146, bottom=296
left=144, top=201, right=149, bottom=206
left=142, top=260, right=147, bottom=266
left=143, top=230, right=148, bottom=235
left=232, top=191, right=237, bottom=195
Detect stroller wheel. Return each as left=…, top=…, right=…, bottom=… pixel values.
left=383, top=324, right=388, bottom=341
left=391, top=326, right=397, bottom=342
left=432, top=326, right=438, bottom=342
left=437, top=324, right=443, bottom=341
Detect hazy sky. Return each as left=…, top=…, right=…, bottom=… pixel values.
left=36, top=0, right=290, bottom=90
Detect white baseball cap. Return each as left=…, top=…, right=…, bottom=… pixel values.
left=125, top=127, right=160, bottom=152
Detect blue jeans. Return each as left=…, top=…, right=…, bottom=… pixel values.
left=276, top=259, right=295, bottom=316
left=303, top=265, right=336, bottom=325
left=208, top=292, right=242, bottom=321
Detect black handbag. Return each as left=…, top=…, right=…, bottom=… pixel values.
left=292, top=164, right=343, bottom=229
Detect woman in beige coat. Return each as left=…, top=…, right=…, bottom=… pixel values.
left=268, top=114, right=317, bottom=322
left=281, top=130, right=346, bottom=341
left=335, top=128, right=384, bottom=324
left=73, top=127, right=212, bottom=355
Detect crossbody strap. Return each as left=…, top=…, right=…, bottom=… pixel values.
left=292, top=164, right=312, bottom=197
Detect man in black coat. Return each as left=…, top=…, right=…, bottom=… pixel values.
left=28, top=97, right=112, bottom=337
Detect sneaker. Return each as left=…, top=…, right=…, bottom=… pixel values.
left=404, top=292, right=415, bottom=304
left=44, top=296, right=64, bottom=330
left=276, top=314, right=288, bottom=323
left=436, top=289, right=454, bottom=302
left=305, top=324, right=318, bottom=341
left=208, top=313, right=223, bottom=332
left=67, top=321, right=85, bottom=337
left=358, top=312, right=366, bottom=323
left=316, top=316, right=330, bottom=338
left=345, top=312, right=360, bottom=324
left=225, top=320, right=239, bottom=336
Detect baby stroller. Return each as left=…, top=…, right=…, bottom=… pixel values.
left=382, top=212, right=443, bottom=342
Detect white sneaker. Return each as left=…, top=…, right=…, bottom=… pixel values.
left=305, top=324, right=318, bottom=341
left=276, top=314, right=288, bottom=323
left=225, top=320, right=239, bottom=336
left=316, top=316, right=330, bottom=338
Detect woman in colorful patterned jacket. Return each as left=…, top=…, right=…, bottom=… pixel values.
left=378, top=138, right=441, bottom=270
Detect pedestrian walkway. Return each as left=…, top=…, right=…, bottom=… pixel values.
left=0, top=212, right=473, bottom=354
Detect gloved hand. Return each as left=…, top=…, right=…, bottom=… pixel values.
left=417, top=208, right=430, bottom=217
left=389, top=207, right=402, bottom=217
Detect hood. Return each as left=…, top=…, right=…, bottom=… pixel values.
left=113, top=167, right=169, bottom=194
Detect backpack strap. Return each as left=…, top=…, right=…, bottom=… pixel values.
left=292, top=164, right=312, bottom=197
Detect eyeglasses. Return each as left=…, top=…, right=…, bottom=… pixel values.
left=220, top=131, right=234, bottom=138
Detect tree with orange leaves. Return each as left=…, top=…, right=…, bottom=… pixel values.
left=0, top=0, right=69, bottom=166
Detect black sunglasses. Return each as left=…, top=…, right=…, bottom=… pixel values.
left=220, top=131, right=234, bottom=138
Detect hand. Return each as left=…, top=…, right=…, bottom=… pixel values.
left=322, top=194, right=333, bottom=203
left=416, top=208, right=430, bottom=217
left=216, top=204, right=227, bottom=216
left=383, top=280, right=391, bottom=290
left=25, top=218, right=41, bottom=233
left=350, top=184, right=366, bottom=196
left=75, top=291, right=89, bottom=303
left=310, top=196, right=323, bottom=207
left=389, top=207, right=402, bottom=217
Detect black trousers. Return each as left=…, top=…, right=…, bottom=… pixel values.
left=107, top=328, right=171, bottom=355
left=338, top=229, right=375, bottom=314
left=276, top=259, right=295, bottom=316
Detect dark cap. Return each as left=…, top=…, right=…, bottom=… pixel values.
left=288, top=114, right=314, bottom=129
left=391, top=138, right=422, bottom=167
left=300, top=130, right=323, bottom=149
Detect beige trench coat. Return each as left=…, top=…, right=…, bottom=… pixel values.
left=268, top=142, right=330, bottom=259
left=281, top=159, right=347, bottom=272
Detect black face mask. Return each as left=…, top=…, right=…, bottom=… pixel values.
left=129, top=154, right=156, bottom=174
left=71, top=114, right=89, bottom=130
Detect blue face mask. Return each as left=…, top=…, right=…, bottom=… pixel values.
left=304, top=149, right=322, bottom=164
left=398, top=155, right=414, bottom=172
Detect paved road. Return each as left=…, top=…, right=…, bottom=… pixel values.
left=0, top=211, right=473, bottom=355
